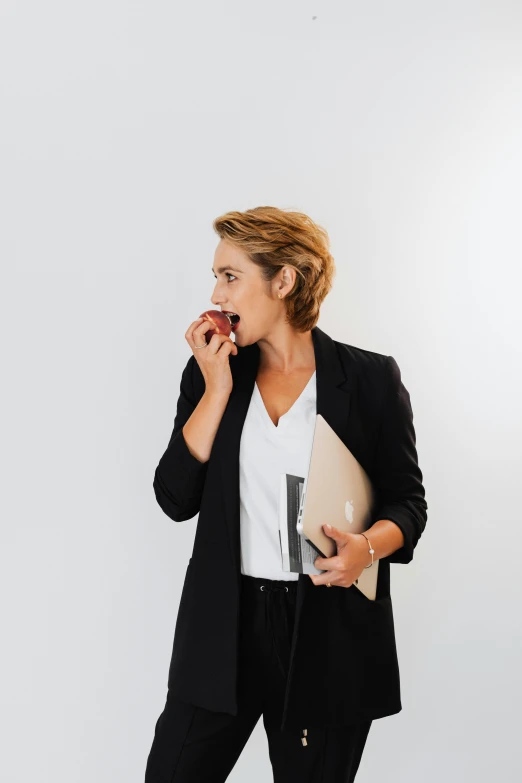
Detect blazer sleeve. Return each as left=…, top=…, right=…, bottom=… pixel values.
left=371, top=355, right=428, bottom=564
left=153, top=354, right=209, bottom=522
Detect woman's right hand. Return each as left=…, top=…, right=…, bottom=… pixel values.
left=185, top=317, right=238, bottom=398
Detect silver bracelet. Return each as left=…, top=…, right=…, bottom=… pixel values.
left=360, top=532, right=375, bottom=568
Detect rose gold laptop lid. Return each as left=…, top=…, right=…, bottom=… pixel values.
left=296, top=413, right=379, bottom=600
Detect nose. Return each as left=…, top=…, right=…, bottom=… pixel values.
left=210, top=281, right=226, bottom=307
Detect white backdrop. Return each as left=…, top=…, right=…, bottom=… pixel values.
left=1, top=1, right=521, bottom=781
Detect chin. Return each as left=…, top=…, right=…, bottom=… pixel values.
left=234, top=332, right=254, bottom=348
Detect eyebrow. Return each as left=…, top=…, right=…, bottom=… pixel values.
left=211, top=266, right=242, bottom=276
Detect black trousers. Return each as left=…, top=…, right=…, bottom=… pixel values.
left=145, top=573, right=372, bottom=782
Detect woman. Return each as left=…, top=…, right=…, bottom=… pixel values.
left=145, top=206, right=428, bottom=782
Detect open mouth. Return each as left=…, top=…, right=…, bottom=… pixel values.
left=222, top=311, right=241, bottom=331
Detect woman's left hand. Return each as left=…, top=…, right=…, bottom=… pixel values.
left=309, top=524, right=370, bottom=588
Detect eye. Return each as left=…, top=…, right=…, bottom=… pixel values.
left=213, top=272, right=236, bottom=282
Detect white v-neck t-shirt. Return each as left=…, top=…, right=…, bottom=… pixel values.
left=239, top=371, right=317, bottom=580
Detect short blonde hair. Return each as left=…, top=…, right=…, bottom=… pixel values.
left=212, top=206, right=336, bottom=332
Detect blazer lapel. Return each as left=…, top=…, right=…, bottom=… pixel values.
left=216, top=325, right=358, bottom=576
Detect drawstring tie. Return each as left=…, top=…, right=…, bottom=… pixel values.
left=259, top=583, right=308, bottom=747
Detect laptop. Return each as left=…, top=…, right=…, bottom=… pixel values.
left=296, top=414, right=379, bottom=600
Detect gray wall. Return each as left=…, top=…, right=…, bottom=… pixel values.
left=1, top=1, right=521, bottom=781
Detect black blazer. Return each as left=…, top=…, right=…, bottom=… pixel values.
left=153, top=325, right=428, bottom=731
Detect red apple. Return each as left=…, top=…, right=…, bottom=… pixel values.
left=198, top=309, right=240, bottom=344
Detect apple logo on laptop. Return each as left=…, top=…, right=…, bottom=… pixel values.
left=345, top=499, right=354, bottom=523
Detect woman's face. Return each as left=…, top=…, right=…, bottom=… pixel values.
left=210, top=239, right=290, bottom=346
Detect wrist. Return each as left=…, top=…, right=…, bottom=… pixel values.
left=357, top=532, right=374, bottom=567
left=203, top=388, right=230, bottom=406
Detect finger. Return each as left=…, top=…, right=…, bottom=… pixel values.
left=206, top=332, right=235, bottom=355
left=310, top=571, right=339, bottom=586
left=218, top=337, right=238, bottom=356
left=187, top=320, right=219, bottom=350
left=209, top=332, right=236, bottom=356
left=185, top=318, right=206, bottom=345
left=314, top=556, right=344, bottom=571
